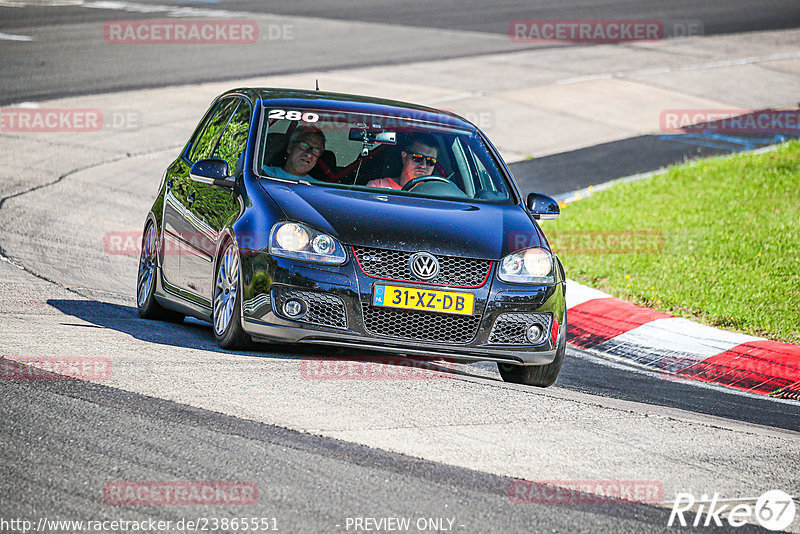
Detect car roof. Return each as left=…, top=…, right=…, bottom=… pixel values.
left=223, top=87, right=478, bottom=130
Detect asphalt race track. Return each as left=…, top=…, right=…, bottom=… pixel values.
left=1, top=2, right=800, bottom=533
left=2, top=0, right=800, bottom=103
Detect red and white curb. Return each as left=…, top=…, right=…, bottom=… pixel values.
left=565, top=280, right=800, bottom=399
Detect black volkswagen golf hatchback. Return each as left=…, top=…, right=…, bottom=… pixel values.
left=137, top=88, right=567, bottom=386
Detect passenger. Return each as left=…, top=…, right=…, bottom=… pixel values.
left=366, top=134, right=439, bottom=190
left=262, top=126, right=326, bottom=180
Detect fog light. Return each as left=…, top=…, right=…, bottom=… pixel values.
left=283, top=299, right=304, bottom=318
left=526, top=324, right=544, bottom=344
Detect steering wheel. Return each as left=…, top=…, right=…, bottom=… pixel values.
left=401, top=175, right=453, bottom=191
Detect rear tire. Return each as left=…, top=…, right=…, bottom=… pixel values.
left=213, top=241, right=252, bottom=350
left=137, top=222, right=184, bottom=323
left=498, top=311, right=566, bottom=387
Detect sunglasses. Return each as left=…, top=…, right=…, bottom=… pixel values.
left=294, top=141, right=323, bottom=157
left=409, top=153, right=437, bottom=167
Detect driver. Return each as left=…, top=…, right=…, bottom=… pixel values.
left=262, top=126, right=326, bottom=180
left=366, top=134, right=438, bottom=190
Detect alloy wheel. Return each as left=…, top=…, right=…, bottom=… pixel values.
left=213, top=244, right=239, bottom=336
left=137, top=224, right=157, bottom=308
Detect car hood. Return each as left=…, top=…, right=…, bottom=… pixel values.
left=258, top=182, right=546, bottom=259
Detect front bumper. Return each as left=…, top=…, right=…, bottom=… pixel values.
left=243, top=318, right=559, bottom=365
left=239, top=250, right=566, bottom=366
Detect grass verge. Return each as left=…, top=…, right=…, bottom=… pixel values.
left=543, top=140, right=800, bottom=344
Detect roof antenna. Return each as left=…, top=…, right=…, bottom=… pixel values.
left=315, top=79, right=319, bottom=91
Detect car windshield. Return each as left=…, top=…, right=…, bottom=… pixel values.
left=256, top=107, right=513, bottom=203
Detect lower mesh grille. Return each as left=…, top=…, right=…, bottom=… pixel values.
left=488, top=313, right=552, bottom=345
left=272, top=287, right=347, bottom=329
left=362, top=306, right=481, bottom=344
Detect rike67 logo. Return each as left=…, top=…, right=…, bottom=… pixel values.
left=669, top=490, right=796, bottom=530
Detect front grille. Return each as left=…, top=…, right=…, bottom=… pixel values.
left=488, top=313, right=552, bottom=345
left=272, top=287, right=347, bottom=329
left=353, top=246, right=491, bottom=287
left=362, top=306, right=481, bottom=344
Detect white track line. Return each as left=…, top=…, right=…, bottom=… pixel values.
left=0, top=32, right=34, bottom=41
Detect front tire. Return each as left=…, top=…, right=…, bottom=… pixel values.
left=137, top=222, right=184, bottom=323
left=213, top=241, right=251, bottom=349
left=498, top=311, right=566, bottom=387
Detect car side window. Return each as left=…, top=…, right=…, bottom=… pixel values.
left=213, top=99, right=251, bottom=174
left=187, top=98, right=240, bottom=163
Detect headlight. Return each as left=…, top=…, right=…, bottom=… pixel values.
left=269, top=222, right=346, bottom=265
left=498, top=247, right=554, bottom=284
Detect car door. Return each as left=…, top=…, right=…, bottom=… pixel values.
left=161, top=97, right=248, bottom=305
left=181, top=99, right=251, bottom=301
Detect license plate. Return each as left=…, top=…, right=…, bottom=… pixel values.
left=372, top=285, right=474, bottom=315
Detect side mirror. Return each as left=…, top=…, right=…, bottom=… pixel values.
left=190, top=158, right=236, bottom=189
left=526, top=192, right=559, bottom=220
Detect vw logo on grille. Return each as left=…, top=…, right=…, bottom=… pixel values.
left=409, top=252, right=440, bottom=280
